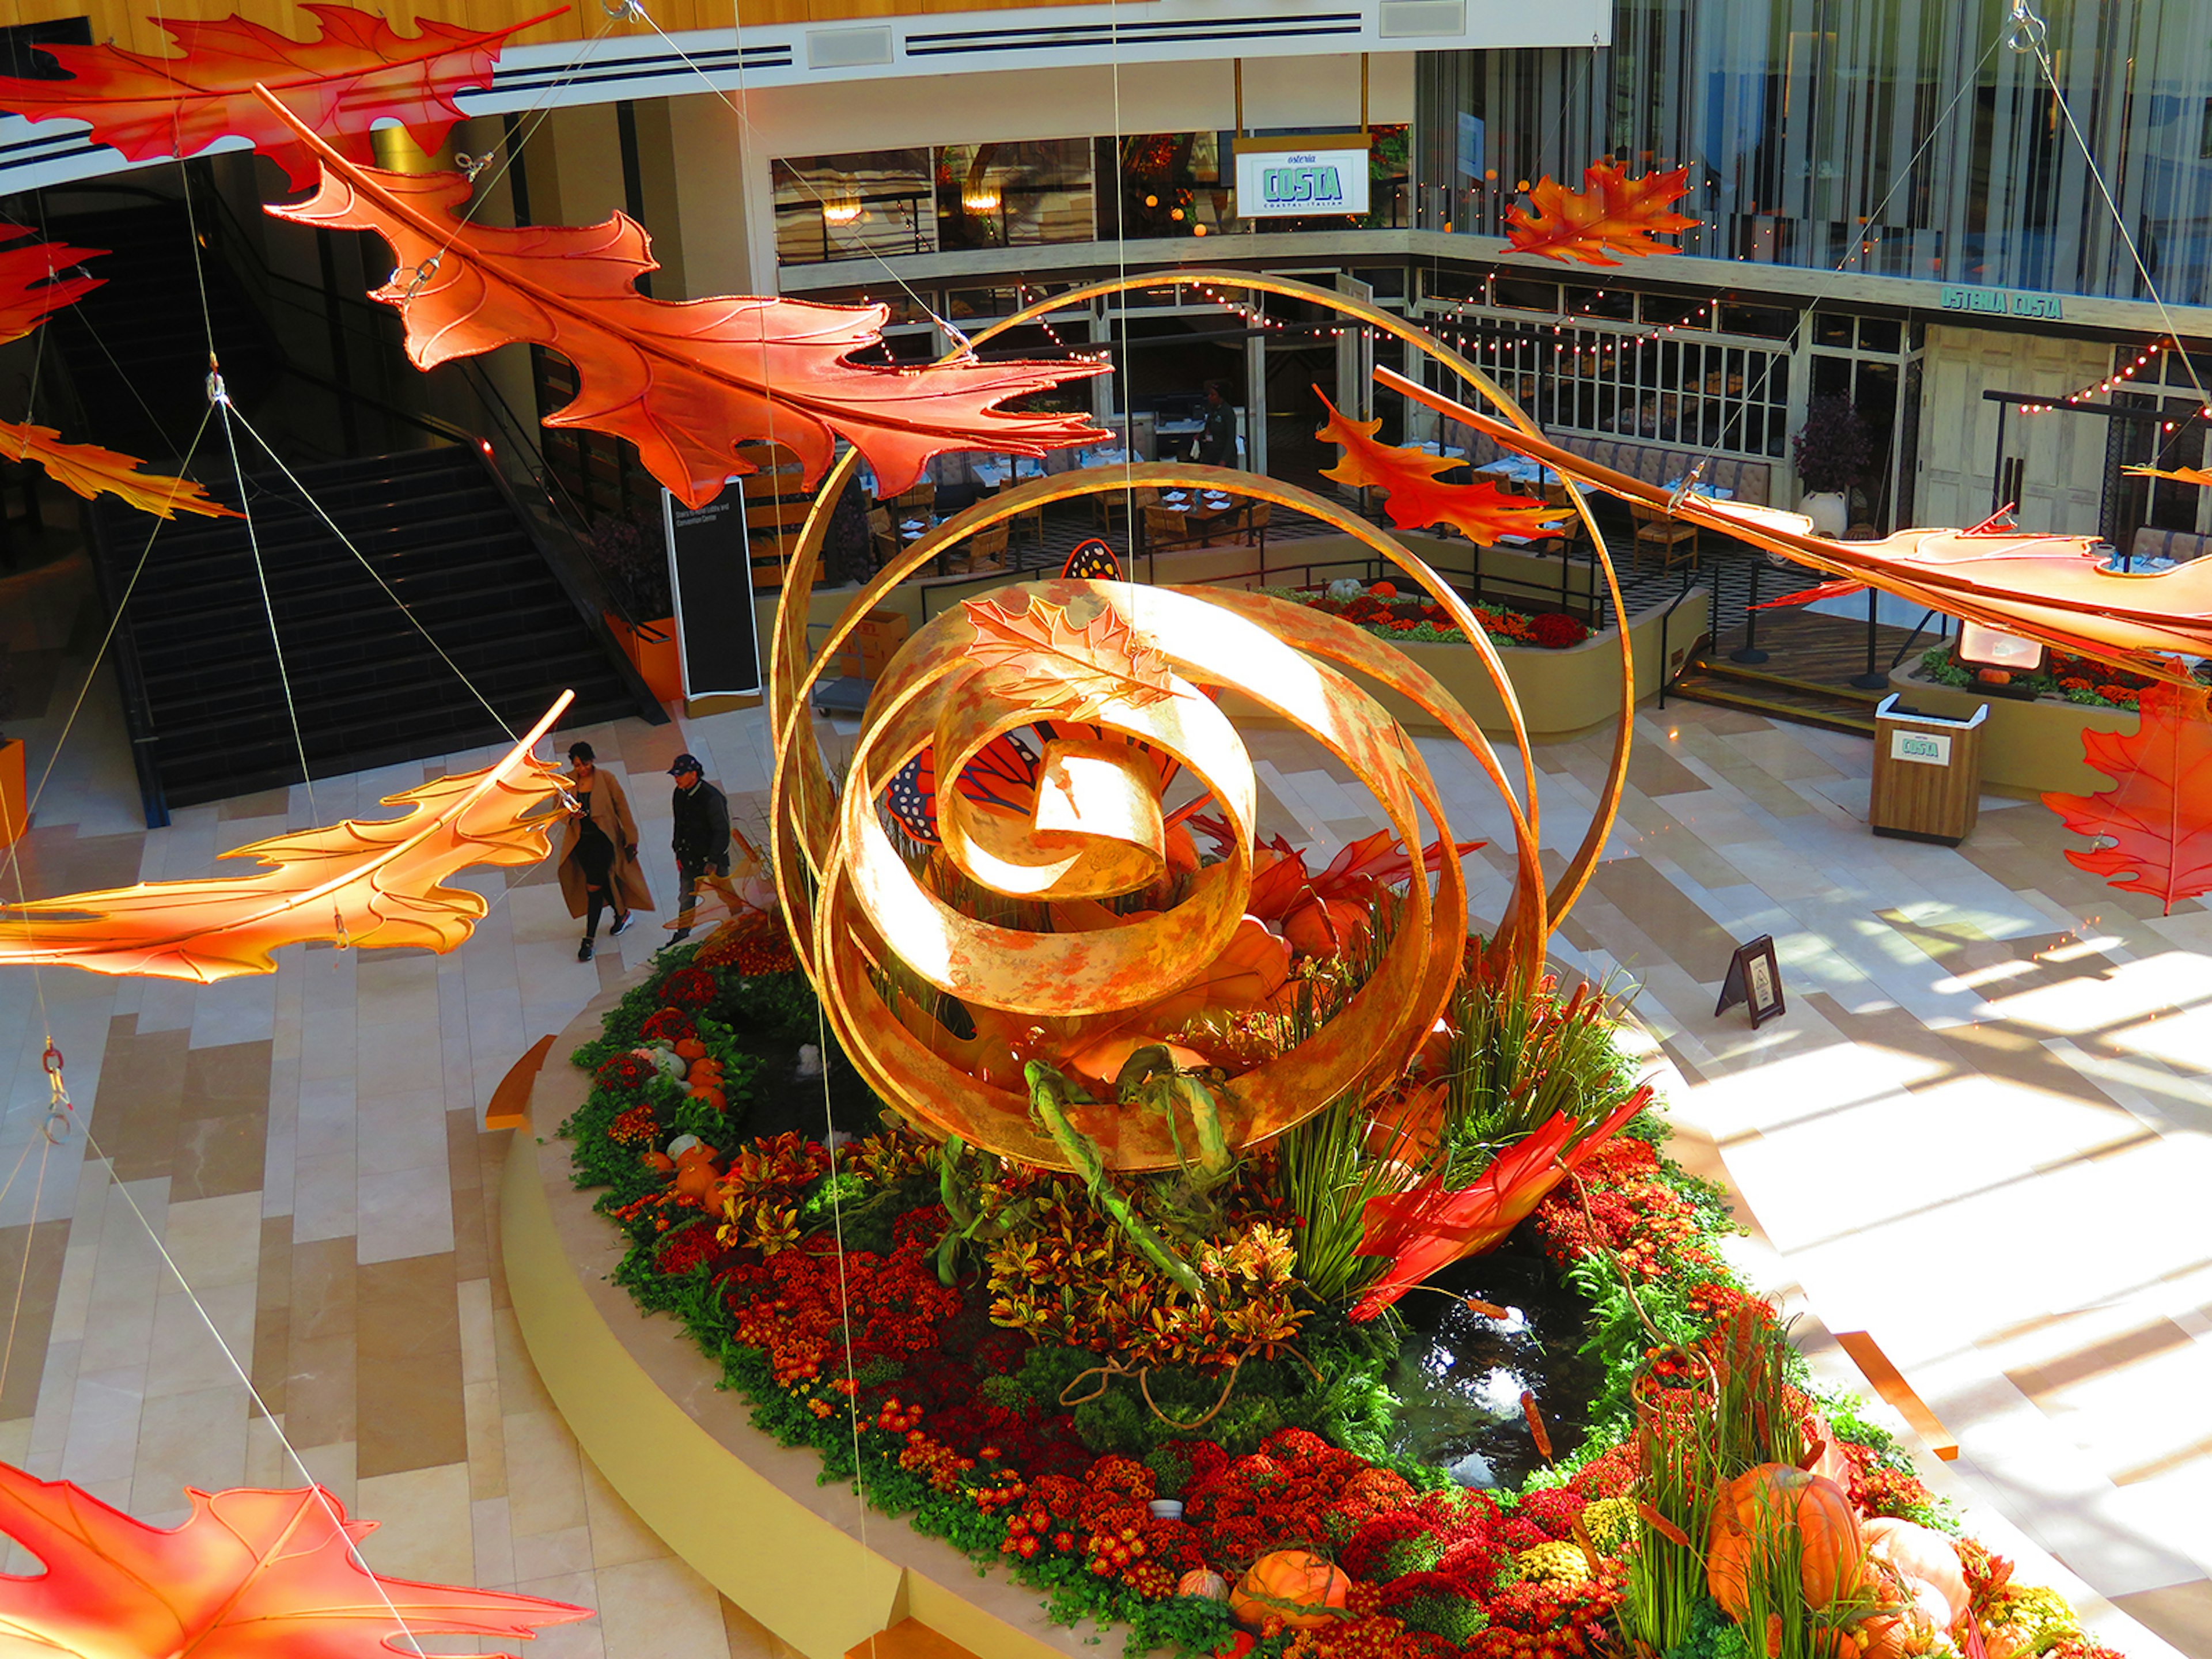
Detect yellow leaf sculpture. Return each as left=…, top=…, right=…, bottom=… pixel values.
left=0, top=419, right=239, bottom=519
left=0, top=694, right=573, bottom=982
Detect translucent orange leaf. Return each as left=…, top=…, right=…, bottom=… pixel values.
left=2122, top=464, right=2212, bottom=488
left=0, top=419, right=238, bottom=519
left=1315, top=391, right=1569, bottom=546
left=0, top=694, right=573, bottom=980
left=0, top=1459, right=589, bottom=1659
left=258, top=95, right=1106, bottom=507
left=0, top=5, right=559, bottom=190
left=1505, top=161, right=1699, bottom=266
left=0, top=223, right=102, bottom=347
left=2041, top=679, right=2212, bottom=914
left=963, top=593, right=1176, bottom=720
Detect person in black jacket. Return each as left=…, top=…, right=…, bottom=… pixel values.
left=666, top=752, right=733, bottom=945
left=1196, top=380, right=1238, bottom=468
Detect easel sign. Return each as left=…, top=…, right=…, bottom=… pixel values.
left=1716, top=934, right=1786, bottom=1028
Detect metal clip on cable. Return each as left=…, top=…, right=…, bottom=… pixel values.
left=454, top=151, right=494, bottom=183
left=41, top=1042, right=72, bottom=1145
left=2005, top=0, right=2047, bottom=53
left=601, top=0, right=644, bottom=18
left=1668, top=459, right=1707, bottom=514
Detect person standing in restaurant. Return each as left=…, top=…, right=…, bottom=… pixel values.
left=558, top=740, right=653, bottom=961
left=666, top=751, right=734, bottom=945
left=1197, top=379, right=1238, bottom=468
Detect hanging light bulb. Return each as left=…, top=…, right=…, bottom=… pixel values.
left=821, top=175, right=863, bottom=226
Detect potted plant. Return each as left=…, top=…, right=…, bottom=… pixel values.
left=1791, top=394, right=1871, bottom=537
left=586, top=509, right=682, bottom=701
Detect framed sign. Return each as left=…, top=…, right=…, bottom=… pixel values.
left=1715, top=934, right=1786, bottom=1028
left=1233, top=132, right=1371, bottom=219
left=662, top=485, right=761, bottom=699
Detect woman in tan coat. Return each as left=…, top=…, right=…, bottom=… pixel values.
left=557, top=741, right=654, bottom=960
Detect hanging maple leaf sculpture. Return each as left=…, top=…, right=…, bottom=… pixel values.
left=257, top=97, right=1107, bottom=507
left=0, top=419, right=238, bottom=518
left=0, top=5, right=563, bottom=190
left=0, top=1459, right=589, bottom=1659
left=0, top=692, right=573, bottom=981
left=1505, top=161, right=1698, bottom=266
left=2041, top=679, right=2212, bottom=915
left=0, top=222, right=103, bottom=346
left=1315, top=391, right=1569, bottom=546
left=2123, top=463, right=2212, bottom=488
left=963, top=593, right=1178, bottom=721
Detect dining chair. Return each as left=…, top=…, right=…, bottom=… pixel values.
left=956, top=519, right=1011, bottom=574
left=1629, top=501, right=1699, bottom=571
left=867, top=507, right=897, bottom=570
left=1140, top=504, right=1189, bottom=556
left=1243, top=501, right=1271, bottom=550
left=1094, top=485, right=1157, bottom=534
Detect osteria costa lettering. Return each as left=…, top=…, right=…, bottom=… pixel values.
left=1939, top=285, right=2065, bottom=321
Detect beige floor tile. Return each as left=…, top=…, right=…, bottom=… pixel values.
left=503, top=1408, right=588, bottom=1537
left=465, top=1378, right=507, bottom=1500
left=509, top=1571, right=608, bottom=1659
left=355, top=1460, right=476, bottom=1585
left=581, top=1455, right=672, bottom=1569
left=144, top=1279, right=255, bottom=1399
left=473, top=1493, right=518, bottom=1588
left=592, top=1555, right=732, bottom=1659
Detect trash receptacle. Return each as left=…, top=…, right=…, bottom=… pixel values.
left=1870, top=694, right=1988, bottom=844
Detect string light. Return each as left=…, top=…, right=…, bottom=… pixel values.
left=2019, top=339, right=2179, bottom=414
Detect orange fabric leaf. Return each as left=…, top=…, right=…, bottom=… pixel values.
left=2122, top=464, right=2212, bottom=488
left=0, top=5, right=558, bottom=190
left=1315, top=391, right=1569, bottom=546
left=258, top=97, right=1106, bottom=506
left=0, top=1459, right=589, bottom=1658
left=2041, top=679, right=2212, bottom=914
left=963, top=593, right=1176, bottom=720
left=1505, top=160, right=1699, bottom=266
left=0, top=419, right=238, bottom=518
left=0, top=223, right=102, bottom=346
left=0, top=694, right=573, bottom=980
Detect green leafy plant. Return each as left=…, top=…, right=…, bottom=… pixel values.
left=1791, top=395, right=1871, bottom=497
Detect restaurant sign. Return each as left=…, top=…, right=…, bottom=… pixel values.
left=1939, top=284, right=2065, bottom=321
left=1233, top=132, right=1370, bottom=219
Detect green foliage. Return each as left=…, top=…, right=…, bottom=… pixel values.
left=1124, top=1596, right=1240, bottom=1659
left=713, top=968, right=823, bottom=1043
left=1392, top=1585, right=1488, bottom=1643
left=1441, top=972, right=1642, bottom=1185
left=1666, top=1594, right=1755, bottom=1659
left=1270, top=1090, right=1413, bottom=1305
left=1143, top=1444, right=1193, bottom=1499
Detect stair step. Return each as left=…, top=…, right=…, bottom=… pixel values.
left=1668, top=674, right=1878, bottom=737
left=1686, top=657, right=1888, bottom=705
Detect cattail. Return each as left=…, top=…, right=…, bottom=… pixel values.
left=1636, top=1501, right=1690, bottom=1547
left=1464, top=1297, right=1511, bottom=1320
left=1521, top=1390, right=1553, bottom=1460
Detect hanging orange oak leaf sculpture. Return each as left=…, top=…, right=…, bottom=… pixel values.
left=0, top=692, right=573, bottom=980
left=1505, top=160, right=1698, bottom=266
left=1349, top=1088, right=1649, bottom=1320
left=0, top=6, right=562, bottom=190
left=2041, top=678, right=2212, bottom=915
left=1316, top=391, right=1569, bottom=546
left=0, top=1459, right=589, bottom=1659
left=0, top=419, right=238, bottom=518
left=964, top=593, right=1177, bottom=721
left=0, top=223, right=103, bottom=346
left=2122, top=464, right=2212, bottom=488
left=257, top=96, right=1107, bottom=507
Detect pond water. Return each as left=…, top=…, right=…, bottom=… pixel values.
left=1380, top=1240, right=1604, bottom=1490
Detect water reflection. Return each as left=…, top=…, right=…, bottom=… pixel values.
left=1381, top=1248, right=1601, bottom=1490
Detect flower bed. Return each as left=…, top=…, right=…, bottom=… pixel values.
left=560, top=916, right=2119, bottom=1659
left=1916, top=646, right=2153, bottom=711
left=1267, top=584, right=1593, bottom=652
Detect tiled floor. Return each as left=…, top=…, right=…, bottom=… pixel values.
left=3, top=549, right=2210, bottom=1658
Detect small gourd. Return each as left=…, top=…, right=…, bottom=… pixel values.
left=674, top=1037, right=707, bottom=1060
left=1176, top=1568, right=1229, bottom=1602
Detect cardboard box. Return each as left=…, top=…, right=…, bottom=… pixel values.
left=834, top=608, right=911, bottom=680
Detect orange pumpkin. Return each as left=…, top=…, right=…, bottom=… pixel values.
left=688, top=1085, right=729, bottom=1114
left=1230, top=1550, right=1350, bottom=1631
left=1177, top=1568, right=1230, bottom=1602
left=672, top=1145, right=721, bottom=1201
left=641, top=1150, right=675, bottom=1174
left=1707, top=1464, right=1865, bottom=1623
left=675, top=1037, right=707, bottom=1060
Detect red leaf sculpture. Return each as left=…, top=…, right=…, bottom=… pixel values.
left=0, top=1460, right=590, bottom=1658
left=2041, top=679, right=2212, bottom=914
left=1505, top=161, right=1698, bottom=266
left=1349, top=1090, right=1647, bottom=1320
left=259, top=97, right=1107, bottom=506
left=0, top=223, right=103, bottom=347
left=0, top=6, right=560, bottom=190
left=1315, top=391, right=1569, bottom=546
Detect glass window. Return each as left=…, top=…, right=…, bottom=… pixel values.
left=1493, top=276, right=1558, bottom=312
left=1857, top=317, right=1902, bottom=354
left=935, top=138, right=1094, bottom=252
left=773, top=150, right=935, bottom=266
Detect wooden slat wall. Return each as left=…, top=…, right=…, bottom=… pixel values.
left=15, top=0, right=1090, bottom=59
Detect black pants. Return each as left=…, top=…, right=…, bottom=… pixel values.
left=675, top=855, right=729, bottom=934
left=575, top=821, right=620, bottom=937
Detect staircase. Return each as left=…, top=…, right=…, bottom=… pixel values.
left=92, top=446, right=661, bottom=819
left=1666, top=654, right=1882, bottom=737
left=44, top=197, right=283, bottom=461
